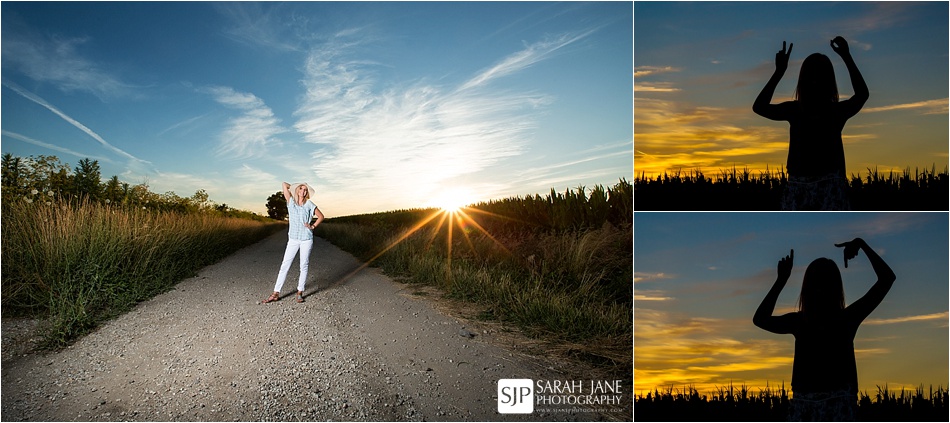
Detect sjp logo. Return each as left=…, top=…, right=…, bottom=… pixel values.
left=497, top=379, right=534, bottom=414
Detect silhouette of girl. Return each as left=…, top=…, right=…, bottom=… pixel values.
left=753, top=36, right=869, bottom=210
left=754, top=238, right=895, bottom=421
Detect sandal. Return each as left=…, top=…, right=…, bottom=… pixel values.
left=262, top=292, right=279, bottom=304
left=296, top=291, right=305, bottom=303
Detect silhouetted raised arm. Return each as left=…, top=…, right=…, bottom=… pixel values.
left=836, top=238, right=895, bottom=323
left=753, top=41, right=794, bottom=121
left=754, top=249, right=796, bottom=334
left=831, top=36, right=869, bottom=117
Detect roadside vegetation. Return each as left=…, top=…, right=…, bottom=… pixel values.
left=314, top=179, right=632, bottom=376
left=1, top=154, right=284, bottom=347
left=634, top=166, right=948, bottom=210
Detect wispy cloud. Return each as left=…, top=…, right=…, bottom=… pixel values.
left=634, top=65, right=682, bottom=78
left=204, top=86, right=287, bottom=160
left=231, top=163, right=280, bottom=207
left=1, top=18, right=136, bottom=100
left=634, top=83, right=681, bottom=92
left=863, top=98, right=948, bottom=115
left=1, top=130, right=115, bottom=164
left=459, top=29, right=597, bottom=92
left=158, top=114, right=208, bottom=137
left=835, top=2, right=916, bottom=35
left=840, top=213, right=937, bottom=238
left=634, top=271, right=674, bottom=283
left=865, top=311, right=949, bottom=326
left=635, top=290, right=675, bottom=302
left=513, top=141, right=631, bottom=188
left=635, top=308, right=794, bottom=391
left=294, top=29, right=577, bottom=211
left=2, top=81, right=154, bottom=173
left=634, top=98, right=790, bottom=175
left=215, top=2, right=305, bottom=52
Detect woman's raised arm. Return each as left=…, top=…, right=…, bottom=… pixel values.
left=754, top=250, right=796, bottom=334
left=281, top=182, right=292, bottom=202
left=838, top=238, right=895, bottom=323
left=831, top=36, right=869, bottom=117
left=753, top=41, right=794, bottom=121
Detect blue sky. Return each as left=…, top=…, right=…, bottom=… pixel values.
left=634, top=1, right=948, bottom=177
left=1, top=2, right=632, bottom=216
left=634, top=212, right=949, bottom=394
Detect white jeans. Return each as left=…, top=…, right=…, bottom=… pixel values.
left=273, top=239, right=313, bottom=293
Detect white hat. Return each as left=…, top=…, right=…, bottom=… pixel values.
left=289, top=182, right=315, bottom=202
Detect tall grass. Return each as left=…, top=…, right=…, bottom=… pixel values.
left=634, top=166, right=948, bottom=210
left=314, top=181, right=632, bottom=373
left=634, top=384, right=948, bottom=421
left=1, top=198, right=284, bottom=347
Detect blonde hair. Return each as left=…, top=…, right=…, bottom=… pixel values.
left=292, top=183, right=311, bottom=202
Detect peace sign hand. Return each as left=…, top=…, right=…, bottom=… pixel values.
left=775, top=41, right=793, bottom=73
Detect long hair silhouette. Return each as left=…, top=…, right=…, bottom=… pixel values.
left=753, top=36, right=868, bottom=210
left=798, top=258, right=846, bottom=315
left=795, top=53, right=839, bottom=105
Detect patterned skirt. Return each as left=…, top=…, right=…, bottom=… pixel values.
left=782, top=173, right=851, bottom=211
left=788, top=390, right=856, bottom=422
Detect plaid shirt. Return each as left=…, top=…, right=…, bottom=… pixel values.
left=287, top=199, right=317, bottom=241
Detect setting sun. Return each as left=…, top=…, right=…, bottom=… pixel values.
left=430, top=189, right=475, bottom=213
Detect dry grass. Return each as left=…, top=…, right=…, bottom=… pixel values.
left=1, top=198, right=284, bottom=346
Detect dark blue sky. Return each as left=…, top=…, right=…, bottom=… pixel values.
left=635, top=212, right=948, bottom=393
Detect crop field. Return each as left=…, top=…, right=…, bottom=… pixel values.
left=634, top=384, right=949, bottom=421
left=634, top=166, right=948, bottom=210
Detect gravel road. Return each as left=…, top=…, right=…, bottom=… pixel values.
left=2, top=231, right=628, bottom=421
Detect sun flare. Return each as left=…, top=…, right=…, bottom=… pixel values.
left=431, top=189, right=475, bottom=213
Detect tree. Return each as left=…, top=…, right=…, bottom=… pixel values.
left=72, top=158, right=102, bottom=200
left=103, top=175, right=123, bottom=204
left=266, top=191, right=287, bottom=220
left=1, top=153, right=26, bottom=198
left=24, top=155, right=70, bottom=196
left=190, top=189, right=211, bottom=212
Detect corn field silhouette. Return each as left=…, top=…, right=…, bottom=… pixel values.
left=634, top=383, right=948, bottom=421
left=634, top=166, right=948, bottom=211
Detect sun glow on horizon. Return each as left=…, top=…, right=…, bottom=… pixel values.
left=325, top=193, right=512, bottom=290
left=429, top=188, right=477, bottom=213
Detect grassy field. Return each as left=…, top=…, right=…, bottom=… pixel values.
left=314, top=180, right=632, bottom=375
left=1, top=199, right=284, bottom=347
left=634, top=166, right=949, bottom=210
left=634, top=384, right=949, bottom=421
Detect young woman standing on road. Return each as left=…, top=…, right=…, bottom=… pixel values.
left=262, top=181, right=325, bottom=304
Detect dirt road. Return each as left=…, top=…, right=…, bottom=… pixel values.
left=2, top=232, right=628, bottom=421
